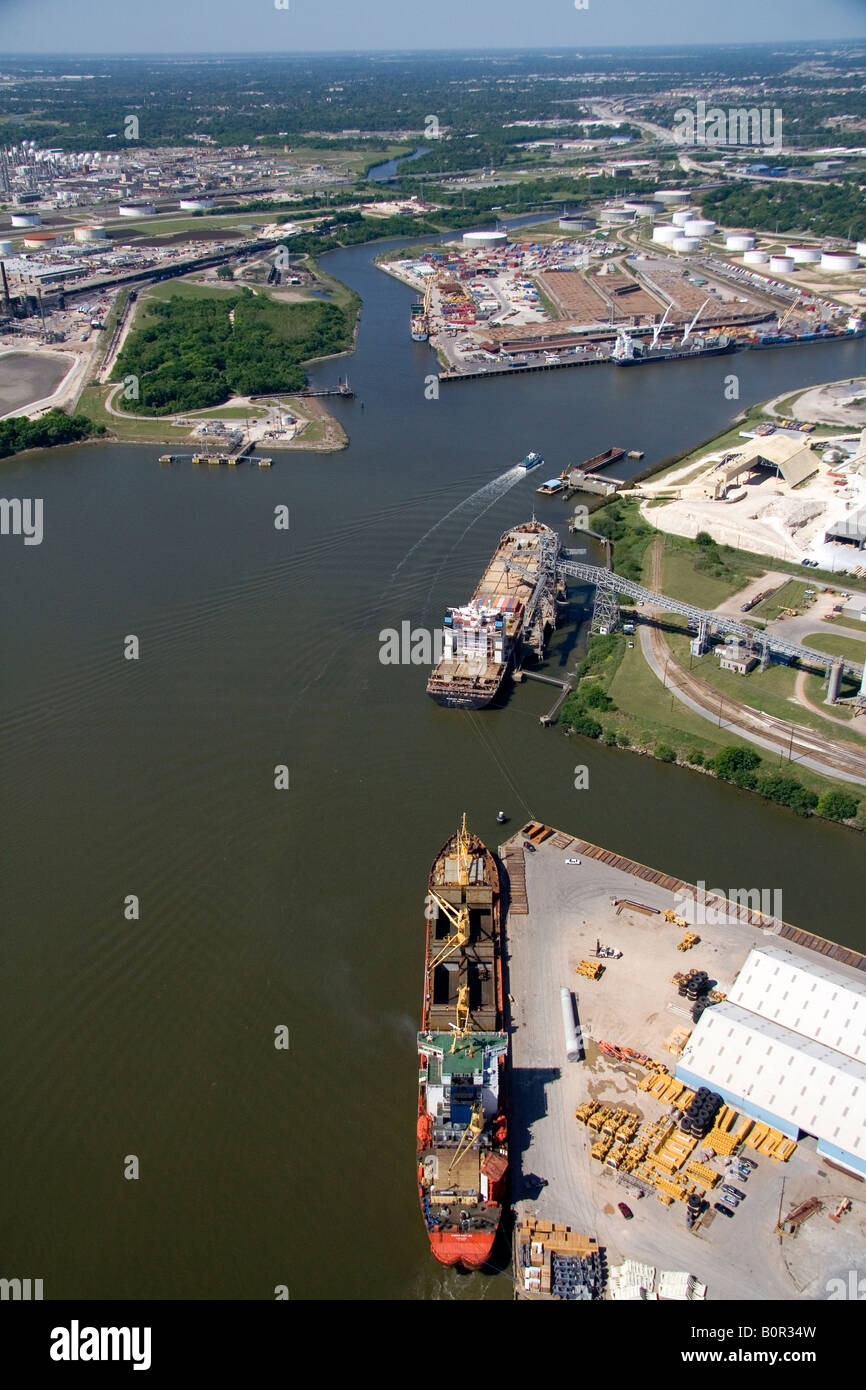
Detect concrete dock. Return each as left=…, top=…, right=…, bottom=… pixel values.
left=503, top=824, right=866, bottom=1300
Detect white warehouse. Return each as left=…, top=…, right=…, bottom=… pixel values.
left=677, top=945, right=866, bottom=1177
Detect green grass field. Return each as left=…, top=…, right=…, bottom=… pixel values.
left=749, top=579, right=816, bottom=620
left=802, top=631, right=866, bottom=662
left=593, top=629, right=864, bottom=803
left=660, top=541, right=765, bottom=609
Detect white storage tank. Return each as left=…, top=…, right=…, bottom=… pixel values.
left=683, top=219, right=716, bottom=238
left=671, top=236, right=701, bottom=253
left=857, top=242, right=866, bottom=259
left=726, top=234, right=756, bottom=252
left=623, top=201, right=662, bottom=217
left=821, top=251, right=860, bottom=272
left=652, top=225, right=680, bottom=244
left=73, top=224, right=107, bottom=242
left=599, top=205, right=636, bottom=224
left=769, top=256, right=795, bottom=274
left=179, top=197, right=216, bottom=212
left=0, top=239, right=13, bottom=256
left=656, top=189, right=690, bottom=205
left=462, top=229, right=507, bottom=248
left=744, top=249, right=769, bottom=265
left=672, top=209, right=695, bottom=227
left=10, top=211, right=41, bottom=228
left=559, top=216, right=595, bottom=232
left=785, top=246, right=821, bottom=264
left=118, top=202, right=157, bottom=218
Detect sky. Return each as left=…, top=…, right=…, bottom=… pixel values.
left=0, top=0, right=863, bottom=55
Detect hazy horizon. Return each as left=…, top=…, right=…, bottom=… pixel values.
left=0, top=0, right=863, bottom=57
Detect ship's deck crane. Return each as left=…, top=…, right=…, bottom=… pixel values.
left=450, top=983, right=472, bottom=1053
left=681, top=297, right=711, bottom=345
left=448, top=1102, right=485, bottom=1173
left=427, top=891, right=470, bottom=971
left=651, top=300, right=673, bottom=348
left=778, top=294, right=802, bottom=331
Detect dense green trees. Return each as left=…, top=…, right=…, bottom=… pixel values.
left=0, top=409, right=103, bottom=459
left=703, top=180, right=866, bottom=241
left=115, top=287, right=355, bottom=415
left=815, top=790, right=859, bottom=821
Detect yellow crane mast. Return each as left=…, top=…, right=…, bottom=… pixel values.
left=448, top=1102, right=485, bottom=1174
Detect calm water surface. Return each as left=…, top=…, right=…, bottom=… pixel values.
left=0, top=233, right=864, bottom=1299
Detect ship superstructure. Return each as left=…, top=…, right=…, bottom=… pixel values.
left=426, top=521, right=560, bottom=709
left=417, top=816, right=508, bottom=1268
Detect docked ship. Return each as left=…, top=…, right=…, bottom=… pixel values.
left=745, top=317, right=865, bottom=350
left=417, top=815, right=508, bottom=1268
left=610, top=327, right=735, bottom=366
left=410, top=302, right=429, bottom=341
left=426, top=520, right=560, bottom=709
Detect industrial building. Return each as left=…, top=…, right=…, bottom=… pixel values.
left=677, top=946, right=866, bottom=1177
left=825, top=505, right=866, bottom=551
left=712, top=434, right=820, bottom=491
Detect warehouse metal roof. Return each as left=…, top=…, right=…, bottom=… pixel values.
left=729, top=946, right=866, bottom=1062
left=723, top=435, right=819, bottom=488
left=678, top=1001, right=866, bottom=1159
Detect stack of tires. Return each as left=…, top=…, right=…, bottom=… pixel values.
left=679, top=1087, right=722, bottom=1138
left=678, top=969, right=708, bottom=1002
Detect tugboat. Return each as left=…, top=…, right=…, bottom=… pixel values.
left=417, top=815, right=508, bottom=1268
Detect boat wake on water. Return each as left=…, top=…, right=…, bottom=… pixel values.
left=386, top=465, right=524, bottom=590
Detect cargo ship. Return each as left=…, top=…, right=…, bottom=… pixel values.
left=410, top=302, right=429, bottom=341
left=610, top=328, right=735, bottom=365
left=417, top=815, right=508, bottom=1268
left=745, top=320, right=865, bottom=350
left=426, top=520, right=559, bottom=709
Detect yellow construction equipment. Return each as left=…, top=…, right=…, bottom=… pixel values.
left=685, top=1160, right=720, bottom=1189
left=677, top=933, right=700, bottom=951
left=575, top=958, right=604, bottom=980
left=664, top=909, right=688, bottom=928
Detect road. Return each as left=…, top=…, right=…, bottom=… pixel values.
left=639, top=540, right=866, bottom=785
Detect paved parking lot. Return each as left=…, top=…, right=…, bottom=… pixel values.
left=505, top=831, right=866, bottom=1300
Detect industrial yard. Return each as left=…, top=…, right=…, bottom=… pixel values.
left=383, top=208, right=865, bottom=380
left=505, top=825, right=866, bottom=1301
left=637, top=417, right=866, bottom=570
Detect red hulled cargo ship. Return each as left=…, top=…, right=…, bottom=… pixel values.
left=417, top=815, right=508, bottom=1268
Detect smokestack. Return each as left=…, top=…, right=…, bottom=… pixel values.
left=0, top=259, right=10, bottom=312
